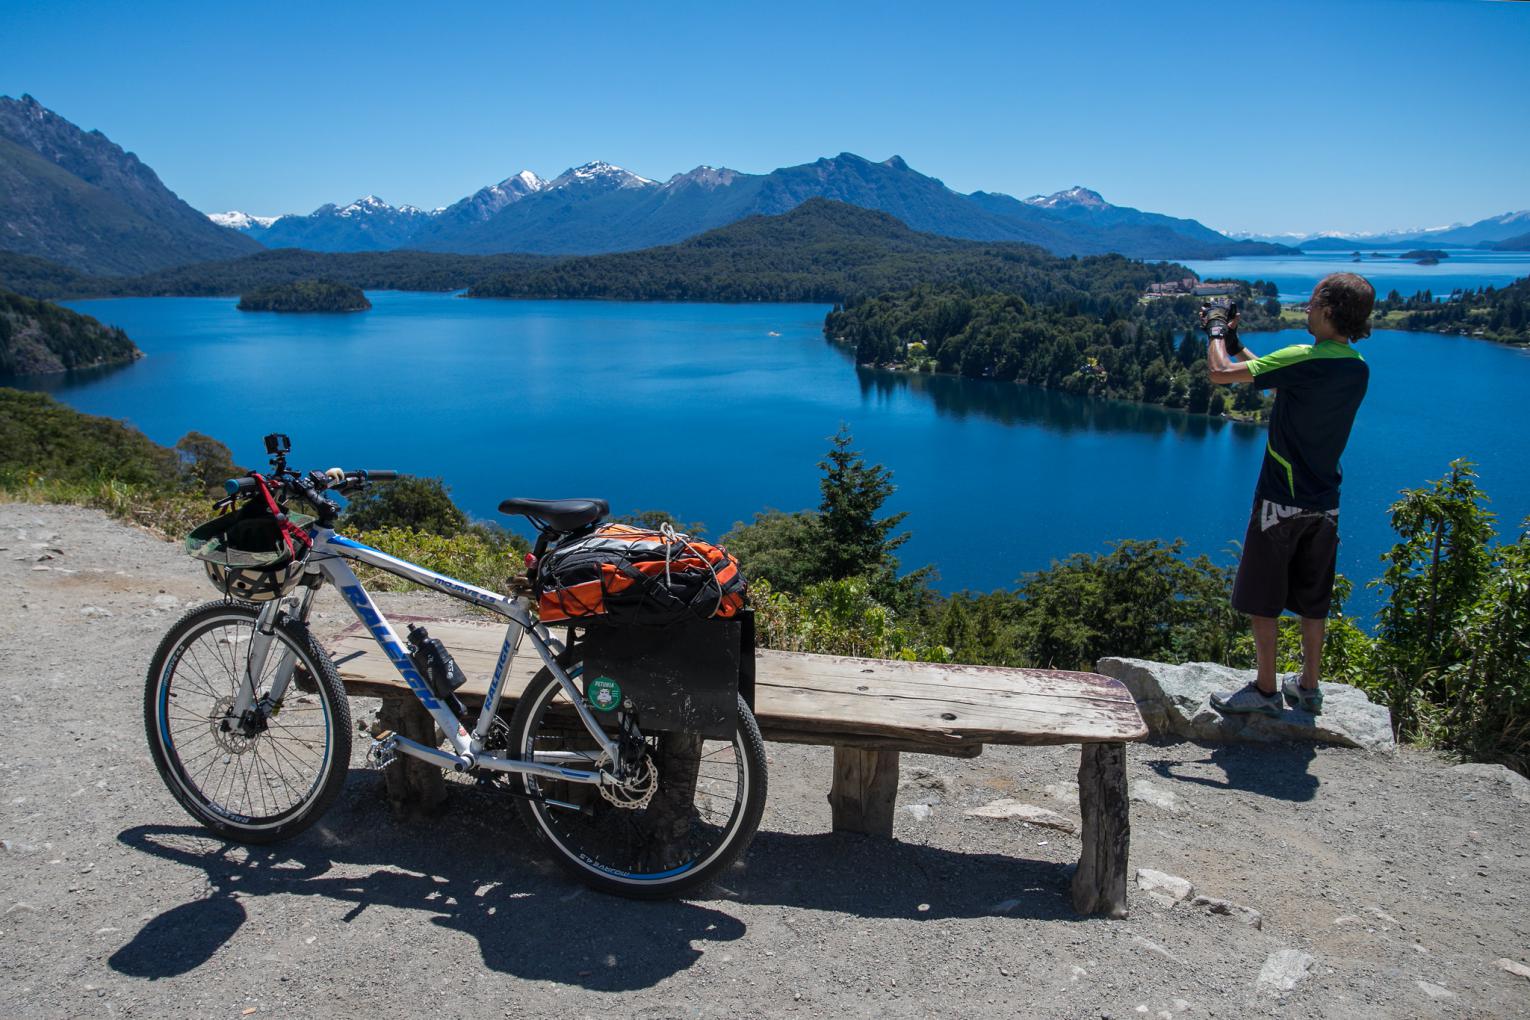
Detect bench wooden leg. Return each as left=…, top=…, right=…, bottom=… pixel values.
left=373, top=695, right=447, bottom=817
left=828, top=746, right=900, bottom=837
left=1072, top=741, right=1130, bottom=918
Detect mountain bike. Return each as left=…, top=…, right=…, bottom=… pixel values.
left=143, top=435, right=767, bottom=898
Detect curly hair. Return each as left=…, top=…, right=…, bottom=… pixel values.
left=1313, top=272, right=1375, bottom=340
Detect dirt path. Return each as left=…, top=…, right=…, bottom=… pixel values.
left=1, top=503, right=1527, bottom=1019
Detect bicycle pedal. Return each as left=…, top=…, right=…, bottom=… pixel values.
left=366, top=735, right=398, bottom=771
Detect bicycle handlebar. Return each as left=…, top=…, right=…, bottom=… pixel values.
left=223, top=468, right=399, bottom=501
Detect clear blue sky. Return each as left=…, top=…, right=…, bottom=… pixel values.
left=5, top=0, right=1527, bottom=235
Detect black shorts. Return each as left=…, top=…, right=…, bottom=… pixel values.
left=1231, top=498, right=1340, bottom=619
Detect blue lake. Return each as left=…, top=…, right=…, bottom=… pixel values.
left=1180, top=249, right=1530, bottom=303
left=22, top=282, right=1530, bottom=623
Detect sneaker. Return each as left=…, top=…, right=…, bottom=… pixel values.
left=1281, top=676, right=1324, bottom=715
left=1210, top=682, right=1282, bottom=718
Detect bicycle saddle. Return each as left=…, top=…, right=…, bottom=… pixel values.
left=498, top=497, right=609, bottom=532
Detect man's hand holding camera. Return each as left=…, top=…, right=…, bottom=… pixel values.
left=1203, top=300, right=1255, bottom=384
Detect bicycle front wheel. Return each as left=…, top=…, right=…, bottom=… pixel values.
left=507, top=659, right=767, bottom=898
left=144, top=601, right=351, bottom=843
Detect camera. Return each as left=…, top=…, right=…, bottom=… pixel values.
left=1199, top=300, right=1242, bottom=356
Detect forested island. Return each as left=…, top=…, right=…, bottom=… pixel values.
left=0, top=288, right=140, bottom=376
left=1374, top=277, right=1530, bottom=343
left=1401, top=249, right=1449, bottom=265
left=237, top=279, right=371, bottom=312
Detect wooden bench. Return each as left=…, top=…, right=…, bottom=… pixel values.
left=325, top=616, right=1147, bottom=917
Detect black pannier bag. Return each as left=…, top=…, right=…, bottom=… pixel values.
left=580, top=610, right=756, bottom=741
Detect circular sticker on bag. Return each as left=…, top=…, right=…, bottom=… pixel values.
left=587, top=677, right=622, bottom=712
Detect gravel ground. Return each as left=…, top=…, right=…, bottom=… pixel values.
left=1, top=502, right=1528, bottom=1020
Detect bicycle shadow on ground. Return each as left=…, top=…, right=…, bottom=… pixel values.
left=1142, top=739, right=1320, bottom=803
left=112, top=782, right=746, bottom=991
left=113, top=773, right=1083, bottom=988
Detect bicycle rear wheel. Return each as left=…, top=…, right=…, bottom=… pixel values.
left=507, top=659, right=766, bottom=898
left=144, top=601, right=351, bottom=843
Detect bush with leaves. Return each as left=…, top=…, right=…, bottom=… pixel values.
left=1009, top=539, right=1244, bottom=671
left=1366, top=460, right=1529, bottom=770
left=750, top=578, right=948, bottom=662
left=340, top=475, right=467, bottom=537
left=350, top=525, right=528, bottom=595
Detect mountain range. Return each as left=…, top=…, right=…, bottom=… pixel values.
left=218, top=155, right=1292, bottom=260
left=0, top=95, right=261, bottom=274
left=1236, top=209, right=1530, bottom=250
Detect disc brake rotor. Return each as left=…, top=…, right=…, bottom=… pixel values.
left=210, top=695, right=254, bottom=755
left=595, top=751, right=658, bottom=810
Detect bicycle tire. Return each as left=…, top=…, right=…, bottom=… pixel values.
left=144, top=600, right=351, bottom=843
left=507, top=658, right=767, bottom=898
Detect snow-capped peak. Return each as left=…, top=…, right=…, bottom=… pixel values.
left=547, top=161, right=656, bottom=191
left=1023, top=186, right=1110, bottom=210
left=337, top=194, right=394, bottom=216
left=667, top=165, right=739, bottom=189
left=508, top=170, right=545, bottom=193
left=208, top=210, right=277, bottom=230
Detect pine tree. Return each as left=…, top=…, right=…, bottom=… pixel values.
left=815, top=425, right=910, bottom=582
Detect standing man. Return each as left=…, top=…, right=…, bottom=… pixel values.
left=1205, top=272, right=1374, bottom=717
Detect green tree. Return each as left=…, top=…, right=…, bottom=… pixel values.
left=613, top=509, right=706, bottom=537
left=721, top=509, right=824, bottom=593
left=340, top=475, right=467, bottom=537
left=1012, top=539, right=1242, bottom=670
left=174, top=431, right=242, bottom=493
left=815, top=425, right=920, bottom=596
left=1175, top=329, right=1201, bottom=367
left=1368, top=460, right=1497, bottom=741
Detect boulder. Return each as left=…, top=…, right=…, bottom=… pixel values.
left=1450, top=763, right=1530, bottom=804
left=1257, top=949, right=1314, bottom=993
left=1096, top=658, right=1395, bottom=752
left=1135, top=868, right=1194, bottom=902
left=963, top=799, right=1077, bottom=833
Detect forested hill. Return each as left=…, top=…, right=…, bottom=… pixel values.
left=0, top=288, right=140, bottom=376
left=466, top=199, right=1189, bottom=308
left=0, top=248, right=552, bottom=300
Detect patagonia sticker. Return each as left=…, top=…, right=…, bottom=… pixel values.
left=587, top=677, right=622, bottom=713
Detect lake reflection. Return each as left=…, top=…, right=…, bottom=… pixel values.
left=856, top=365, right=1255, bottom=440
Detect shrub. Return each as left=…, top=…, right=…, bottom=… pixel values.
left=340, top=476, right=467, bottom=537
left=750, top=577, right=948, bottom=662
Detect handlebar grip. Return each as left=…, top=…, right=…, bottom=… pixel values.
left=224, top=477, right=258, bottom=496
left=363, top=470, right=398, bottom=482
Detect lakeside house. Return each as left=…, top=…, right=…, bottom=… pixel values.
left=1144, top=278, right=1239, bottom=299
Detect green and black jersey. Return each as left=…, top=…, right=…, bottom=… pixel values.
left=1245, top=340, right=1369, bottom=511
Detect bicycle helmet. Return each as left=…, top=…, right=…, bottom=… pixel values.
left=186, top=498, right=315, bottom=602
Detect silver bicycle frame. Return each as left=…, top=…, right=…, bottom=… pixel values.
left=234, top=526, right=617, bottom=789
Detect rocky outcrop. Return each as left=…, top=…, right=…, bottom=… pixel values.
left=1096, top=657, right=1395, bottom=752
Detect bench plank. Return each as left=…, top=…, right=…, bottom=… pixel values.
left=323, top=617, right=1148, bottom=746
